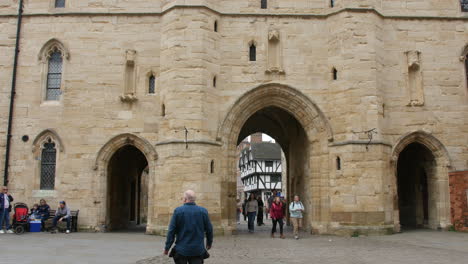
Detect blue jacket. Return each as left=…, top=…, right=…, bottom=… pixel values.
left=165, top=202, right=213, bottom=257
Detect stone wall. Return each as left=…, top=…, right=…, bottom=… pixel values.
left=0, top=1, right=466, bottom=235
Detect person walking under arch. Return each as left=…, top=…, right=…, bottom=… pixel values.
left=164, top=190, right=213, bottom=264
left=245, top=193, right=258, bottom=233
left=270, top=196, right=285, bottom=239
left=289, top=195, right=305, bottom=240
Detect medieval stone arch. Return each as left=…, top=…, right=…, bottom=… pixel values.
left=390, top=131, right=452, bottom=230
left=94, top=133, right=157, bottom=232
left=38, top=38, right=70, bottom=62
left=217, top=83, right=333, bottom=234
left=32, top=129, right=65, bottom=153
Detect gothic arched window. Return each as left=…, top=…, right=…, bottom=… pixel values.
left=249, top=43, right=256, bottom=61
left=149, top=74, right=156, bottom=94
left=40, top=138, right=57, bottom=190
left=46, top=50, right=63, bottom=100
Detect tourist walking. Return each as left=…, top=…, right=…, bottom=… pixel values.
left=270, top=196, right=285, bottom=239
left=245, top=193, right=258, bottom=233
left=242, top=198, right=248, bottom=221
left=236, top=199, right=242, bottom=224
left=289, top=195, right=305, bottom=240
left=51, top=201, right=71, bottom=234
left=164, top=190, right=213, bottom=264
left=37, top=199, right=50, bottom=231
left=0, top=186, right=14, bottom=233
left=256, top=196, right=264, bottom=226
left=266, top=190, right=277, bottom=219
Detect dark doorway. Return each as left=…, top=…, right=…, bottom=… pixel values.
left=397, top=143, right=435, bottom=229
left=107, top=145, right=148, bottom=231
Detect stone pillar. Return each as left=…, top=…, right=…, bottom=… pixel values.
left=149, top=6, right=223, bottom=235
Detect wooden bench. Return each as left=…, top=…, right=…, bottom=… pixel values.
left=45, top=209, right=80, bottom=232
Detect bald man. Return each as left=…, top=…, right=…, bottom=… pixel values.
left=165, top=190, right=213, bottom=264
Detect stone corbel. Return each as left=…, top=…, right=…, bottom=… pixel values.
left=120, top=94, right=138, bottom=102
left=265, top=67, right=285, bottom=74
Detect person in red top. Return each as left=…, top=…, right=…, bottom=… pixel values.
left=269, top=196, right=285, bottom=239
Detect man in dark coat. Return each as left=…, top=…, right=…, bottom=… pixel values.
left=257, top=196, right=264, bottom=226
left=0, top=186, right=14, bottom=233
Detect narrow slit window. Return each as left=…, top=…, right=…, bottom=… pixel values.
left=330, top=0, right=335, bottom=8
left=46, top=51, right=63, bottom=101
left=162, top=104, right=166, bottom=117
left=465, top=54, right=468, bottom=88
left=214, top=21, right=218, bottom=32
left=332, top=67, right=338, bottom=80
left=210, top=160, right=214, bottom=174
left=40, top=138, right=57, bottom=190
left=149, top=75, right=155, bottom=94
left=261, top=0, right=267, bottom=9
left=213, top=76, right=217, bottom=87
left=249, top=44, right=256, bottom=61
left=55, top=0, right=65, bottom=8
left=336, top=157, right=341, bottom=170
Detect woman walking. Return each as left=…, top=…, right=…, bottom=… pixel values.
left=289, top=195, right=305, bottom=239
left=270, top=196, right=285, bottom=239
left=245, top=194, right=258, bottom=233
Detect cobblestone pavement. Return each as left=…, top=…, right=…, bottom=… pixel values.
left=1, top=221, right=467, bottom=264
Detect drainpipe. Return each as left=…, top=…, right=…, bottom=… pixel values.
left=3, top=0, right=24, bottom=186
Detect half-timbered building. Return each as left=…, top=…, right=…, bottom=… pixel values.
left=239, top=142, right=282, bottom=202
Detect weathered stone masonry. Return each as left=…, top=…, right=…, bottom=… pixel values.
left=0, top=1, right=467, bottom=235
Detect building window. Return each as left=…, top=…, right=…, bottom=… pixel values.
left=249, top=43, right=256, bottom=61
left=210, top=160, right=214, bottom=174
left=336, top=157, right=341, bottom=170
left=265, top=161, right=273, bottom=168
left=462, top=0, right=468, bottom=12
left=55, top=0, right=65, bottom=8
left=261, top=0, right=267, bottom=9
left=213, top=76, right=217, bottom=87
left=330, top=0, right=335, bottom=8
left=149, top=74, right=155, bottom=94
left=40, top=138, right=57, bottom=190
left=161, top=104, right=166, bottom=117
left=332, top=67, right=337, bottom=80
left=46, top=50, right=63, bottom=101
left=214, top=21, right=218, bottom=32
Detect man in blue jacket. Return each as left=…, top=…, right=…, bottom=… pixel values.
left=164, top=190, right=213, bottom=264
left=0, top=186, right=14, bottom=234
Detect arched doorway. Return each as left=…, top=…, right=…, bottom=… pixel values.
left=391, top=131, right=452, bottom=230
left=396, top=143, right=434, bottom=229
left=218, top=84, right=333, bottom=234
left=107, top=145, right=148, bottom=230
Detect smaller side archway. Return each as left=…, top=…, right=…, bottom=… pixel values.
left=390, top=131, right=452, bottom=231
left=94, top=134, right=157, bottom=232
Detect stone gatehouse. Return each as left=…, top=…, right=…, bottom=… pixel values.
left=0, top=0, right=467, bottom=235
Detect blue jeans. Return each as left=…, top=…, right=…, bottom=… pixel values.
left=52, top=215, right=71, bottom=230
left=0, top=208, right=11, bottom=230
left=247, top=212, right=256, bottom=231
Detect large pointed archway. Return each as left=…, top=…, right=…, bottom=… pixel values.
left=217, top=83, right=333, bottom=234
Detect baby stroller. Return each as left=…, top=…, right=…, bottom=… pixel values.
left=12, top=203, right=29, bottom=234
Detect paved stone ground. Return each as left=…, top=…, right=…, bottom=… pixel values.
left=1, top=220, right=467, bottom=264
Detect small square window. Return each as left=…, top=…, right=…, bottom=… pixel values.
left=462, top=0, right=468, bottom=12
left=55, top=0, right=65, bottom=8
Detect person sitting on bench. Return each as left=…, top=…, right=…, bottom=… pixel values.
left=51, top=201, right=71, bottom=234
